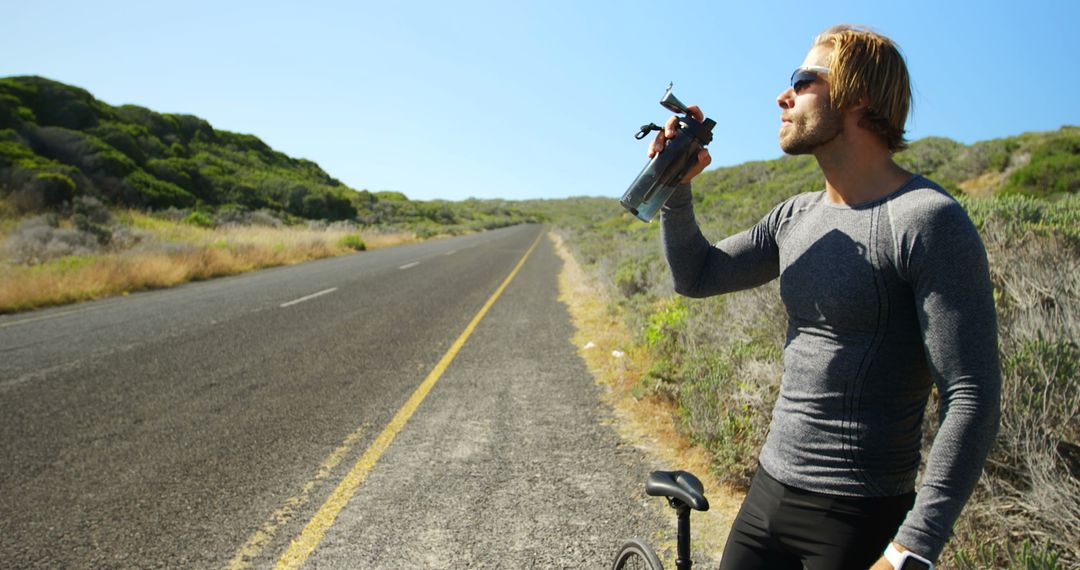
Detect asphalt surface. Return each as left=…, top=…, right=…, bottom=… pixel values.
left=0, top=224, right=668, bottom=568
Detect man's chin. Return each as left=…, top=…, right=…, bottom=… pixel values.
left=779, top=138, right=812, bottom=156
left=779, top=128, right=806, bottom=155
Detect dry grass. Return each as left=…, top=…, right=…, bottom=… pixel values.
left=939, top=224, right=1080, bottom=569
left=0, top=212, right=418, bottom=313
left=549, top=231, right=742, bottom=568
left=958, top=170, right=1010, bottom=197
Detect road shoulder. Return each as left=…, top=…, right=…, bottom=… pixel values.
left=302, top=227, right=670, bottom=568
left=550, top=230, right=742, bottom=568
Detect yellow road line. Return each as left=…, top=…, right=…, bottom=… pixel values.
left=227, top=422, right=371, bottom=569
left=274, top=230, right=543, bottom=569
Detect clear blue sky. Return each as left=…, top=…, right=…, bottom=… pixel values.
left=3, top=0, right=1077, bottom=202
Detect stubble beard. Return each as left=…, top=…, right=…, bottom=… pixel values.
left=780, top=104, right=844, bottom=155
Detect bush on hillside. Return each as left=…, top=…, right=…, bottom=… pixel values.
left=3, top=215, right=101, bottom=264
left=181, top=211, right=213, bottom=228
left=71, top=195, right=112, bottom=244
left=1001, top=132, right=1080, bottom=198
left=337, top=234, right=366, bottom=251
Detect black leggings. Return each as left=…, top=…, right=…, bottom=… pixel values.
left=719, top=466, right=915, bottom=570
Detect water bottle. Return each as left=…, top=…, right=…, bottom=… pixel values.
left=619, top=84, right=715, bottom=222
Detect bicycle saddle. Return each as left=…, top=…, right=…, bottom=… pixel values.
left=645, top=470, right=710, bottom=511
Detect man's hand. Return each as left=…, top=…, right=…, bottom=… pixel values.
left=647, top=104, right=713, bottom=184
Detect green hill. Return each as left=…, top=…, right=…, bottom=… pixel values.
left=0, top=76, right=359, bottom=218
left=0, top=76, right=537, bottom=232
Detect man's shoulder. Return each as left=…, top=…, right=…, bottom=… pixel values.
left=762, top=190, right=824, bottom=235
left=787, top=189, right=827, bottom=208
left=770, top=190, right=825, bottom=218
left=888, top=176, right=987, bottom=272
left=887, top=176, right=971, bottom=228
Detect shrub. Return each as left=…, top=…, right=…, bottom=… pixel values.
left=144, top=157, right=196, bottom=192
left=328, top=220, right=360, bottom=232
left=645, top=297, right=688, bottom=351
left=31, top=126, right=136, bottom=177
left=122, top=170, right=196, bottom=209
left=337, top=234, right=366, bottom=251
left=108, top=225, right=149, bottom=249
left=614, top=256, right=650, bottom=298
left=72, top=195, right=112, bottom=244
left=0, top=137, right=34, bottom=166
left=936, top=138, right=1021, bottom=183
left=1000, top=132, right=1080, bottom=198
left=182, top=211, right=214, bottom=228
left=249, top=209, right=283, bottom=227
left=952, top=539, right=1062, bottom=570
left=154, top=206, right=190, bottom=222
left=88, top=121, right=148, bottom=165
left=2, top=215, right=100, bottom=264
left=6, top=171, right=77, bottom=212
left=205, top=206, right=275, bottom=228
left=895, top=136, right=963, bottom=178
left=212, top=206, right=252, bottom=226
left=1003, top=152, right=1080, bottom=197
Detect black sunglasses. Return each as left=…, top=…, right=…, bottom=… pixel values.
left=790, top=65, right=830, bottom=94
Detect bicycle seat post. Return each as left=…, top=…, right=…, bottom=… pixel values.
left=673, top=500, right=692, bottom=570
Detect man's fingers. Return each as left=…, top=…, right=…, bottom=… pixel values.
left=664, top=115, right=679, bottom=138
left=664, top=106, right=703, bottom=137
left=699, top=148, right=712, bottom=168
left=679, top=149, right=712, bottom=184
left=687, top=105, right=704, bottom=122
left=651, top=108, right=708, bottom=161
left=648, top=130, right=666, bottom=158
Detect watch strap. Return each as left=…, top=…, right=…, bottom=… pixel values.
left=884, top=543, right=934, bottom=570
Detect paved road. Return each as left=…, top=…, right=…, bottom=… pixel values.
left=0, top=225, right=667, bottom=568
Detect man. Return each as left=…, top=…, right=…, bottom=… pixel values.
left=651, top=25, right=1001, bottom=569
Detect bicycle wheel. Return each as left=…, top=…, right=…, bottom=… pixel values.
left=612, top=539, right=664, bottom=570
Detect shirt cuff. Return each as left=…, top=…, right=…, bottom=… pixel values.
left=894, top=525, right=944, bottom=564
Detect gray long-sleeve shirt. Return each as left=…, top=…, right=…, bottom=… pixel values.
left=660, top=176, right=1001, bottom=561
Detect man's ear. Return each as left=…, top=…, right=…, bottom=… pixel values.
left=849, top=95, right=871, bottom=114
left=847, top=95, right=873, bottom=129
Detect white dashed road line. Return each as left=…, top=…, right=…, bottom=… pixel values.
left=280, top=288, right=338, bottom=308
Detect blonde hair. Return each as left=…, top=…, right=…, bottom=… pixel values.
left=814, top=25, right=912, bottom=152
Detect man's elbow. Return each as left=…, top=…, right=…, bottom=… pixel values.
left=941, top=380, right=1001, bottom=431
left=672, top=280, right=708, bottom=298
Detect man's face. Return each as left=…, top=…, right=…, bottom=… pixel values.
left=778, top=45, right=843, bottom=155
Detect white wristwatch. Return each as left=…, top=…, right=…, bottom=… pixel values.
left=884, top=543, right=933, bottom=570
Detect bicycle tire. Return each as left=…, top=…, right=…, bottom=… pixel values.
left=612, top=539, right=664, bottom=570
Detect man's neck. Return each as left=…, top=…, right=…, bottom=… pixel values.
left=814, top=130, right=912, bottom=206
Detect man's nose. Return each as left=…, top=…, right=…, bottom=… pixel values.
left=777, top=88, right=794, bottom=109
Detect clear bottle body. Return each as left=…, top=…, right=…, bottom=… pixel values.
left=619, top=130, right=701, bottom=222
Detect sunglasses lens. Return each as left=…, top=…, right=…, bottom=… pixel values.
left=790, top=69, right=819, bottom=92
